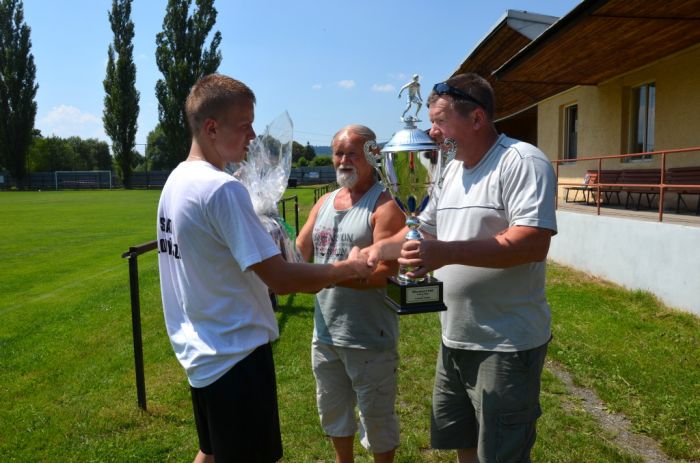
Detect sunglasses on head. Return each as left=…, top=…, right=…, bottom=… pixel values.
left=432, top=82, right=486, bottom=110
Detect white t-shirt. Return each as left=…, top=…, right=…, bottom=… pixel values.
left=157, top=161, right=281, bottom=387
left=419, top=134, right=557, bottom=352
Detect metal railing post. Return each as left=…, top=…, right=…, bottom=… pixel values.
left=127, top=249, right=147, bottom=411
left=278, top=195, right=300, bottom=235
left=596, top=159, right=602, bottom=215
left=294, top=195, right=299, bottom=235
left=280, top=200, right=287, bottom=224
left=555, top=162, right=560, bottom=209
left=121, top=240, right=157, bottom=411
left=659, top=152, right=666, bottom=222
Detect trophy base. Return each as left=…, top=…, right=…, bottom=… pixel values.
left=385, top=275, right=447, bottom=315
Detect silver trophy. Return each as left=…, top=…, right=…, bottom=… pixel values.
left=363, top=76, right=456, bottom=314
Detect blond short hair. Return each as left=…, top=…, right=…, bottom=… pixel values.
left=185, top=74, right=256, bottom=134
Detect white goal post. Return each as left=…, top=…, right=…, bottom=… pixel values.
left=54, top=171, right=113, bottom=190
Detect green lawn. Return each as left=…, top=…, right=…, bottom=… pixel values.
left=0, top=189, right=697, bottom=462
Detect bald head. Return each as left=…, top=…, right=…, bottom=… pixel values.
left=332, top=124, right=376, bottom=146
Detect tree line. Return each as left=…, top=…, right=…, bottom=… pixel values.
left=291, top=141, right=332, bottom=167
left=0, top=0, right=222, bottom=189
left=28, top=133, right=113, bottom=172
left=20, top=130, right=332, bottom=172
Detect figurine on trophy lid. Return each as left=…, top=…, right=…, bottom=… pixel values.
left=363, top=75, right=457, bottom=314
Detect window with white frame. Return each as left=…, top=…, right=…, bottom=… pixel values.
left=563, top=104, right=578, bottom=161
left=626, top=82, right=655, bottom=161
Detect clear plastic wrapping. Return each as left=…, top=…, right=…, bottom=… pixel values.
left=230, top=111, right=302, bottom=263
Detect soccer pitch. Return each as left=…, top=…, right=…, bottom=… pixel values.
left=2, top=190, right=694, bottom=462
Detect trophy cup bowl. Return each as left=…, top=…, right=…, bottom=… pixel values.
left=364, top=117, right=455, bottom=315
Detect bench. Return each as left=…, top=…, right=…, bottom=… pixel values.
left=666, top=166, right=700, bottom=214
left=616, top=169, right=662, bottom=210
left=561, top=166, right=700, bottom=214
left=592, top=170, right=624, bottom=205
left=564, top=170, right=596, bottom=203
left=564, top=170, right=627, bottom=205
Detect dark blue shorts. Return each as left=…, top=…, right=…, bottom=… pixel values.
left=190, top=343, right=282, bottom=463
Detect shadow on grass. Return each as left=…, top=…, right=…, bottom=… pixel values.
left=275, top=293, right=314, bottom=336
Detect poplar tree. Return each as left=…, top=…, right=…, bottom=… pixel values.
left=145, top=123, right=168, bottom=170
left=155, top=0, right=221, bottom=169
left=103, top=0, right=139, bottom=188
left=0, top=0, right=38, bottom=189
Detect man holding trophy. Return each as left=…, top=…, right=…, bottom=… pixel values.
left=296, top=124, right=405, bottom=463
left=364, top=73, right=557, bottom=463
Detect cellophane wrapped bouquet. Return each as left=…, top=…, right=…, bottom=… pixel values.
left=230, top=111, right=302, bottom=264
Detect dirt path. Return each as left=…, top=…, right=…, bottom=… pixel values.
left=546, top=360, right=672, bottom=463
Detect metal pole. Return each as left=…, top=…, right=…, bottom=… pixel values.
left=659, top=152, right=666, bottom=222
left=127, top=249, right=147, bottom=411
left=596, top=159, right=602, bottom=215
left=294, top=195, right=299, bottom=235
left=555, top=163, right=560, bottom=210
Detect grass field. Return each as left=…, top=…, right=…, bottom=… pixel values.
left=0, top=190, right=698, bottom=462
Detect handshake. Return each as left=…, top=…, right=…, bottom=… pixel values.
left=340, top=246, right=376, bottom=282
left=338, top=239, right=437, bottom=282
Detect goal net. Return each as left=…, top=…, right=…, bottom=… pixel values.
left=54, top=171, right=113, bottom=190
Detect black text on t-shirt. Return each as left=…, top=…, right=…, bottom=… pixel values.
left=159, top=216, right=181, bottom=259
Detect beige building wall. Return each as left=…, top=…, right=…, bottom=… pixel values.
left=536, top=44, right=700, bottom=194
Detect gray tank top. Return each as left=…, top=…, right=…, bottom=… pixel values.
left=312, top=182, right=399, bottom=350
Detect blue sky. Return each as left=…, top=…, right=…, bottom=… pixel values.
left=23, top=0, right=581, bottom=153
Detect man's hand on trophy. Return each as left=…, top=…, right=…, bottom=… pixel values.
left=399, top=239, right=442, bottom=278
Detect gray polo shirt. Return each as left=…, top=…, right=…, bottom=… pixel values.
left=419, top=134, right=557, bottom=352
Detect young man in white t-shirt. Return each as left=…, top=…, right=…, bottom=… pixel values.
left=157, top=74, right=372, bottom=463
left=364, top=73, right=557, bottom=463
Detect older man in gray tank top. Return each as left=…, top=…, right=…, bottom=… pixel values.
left=296, top=125, right=405, bottom=463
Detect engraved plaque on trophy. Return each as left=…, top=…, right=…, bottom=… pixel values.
left=363, top=75, right=456, bottom=314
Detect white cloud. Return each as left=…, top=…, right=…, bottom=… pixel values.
left=38, top=105, right=107, bottom=141
left=372, top=83, right=395, bottom=93
left=389, top=72, right=407, bottom=81
left=311, top=83, right=322, bottom=90
left=337, top=80, right=356, bottom=89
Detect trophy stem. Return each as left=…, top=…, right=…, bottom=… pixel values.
left=398, top=214, right=425, bottom=283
